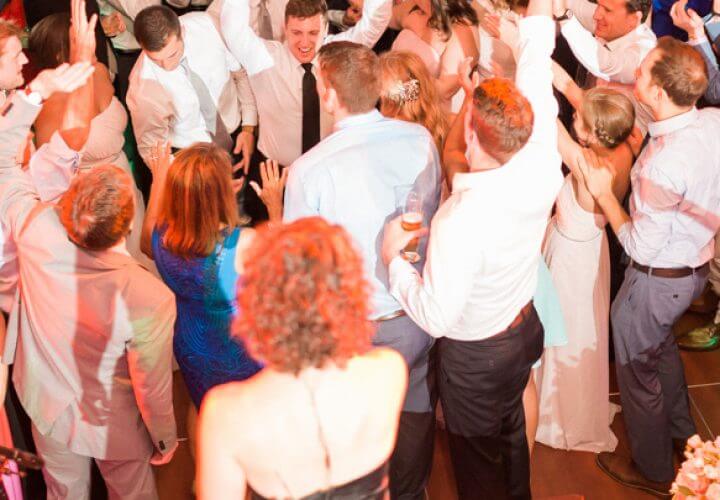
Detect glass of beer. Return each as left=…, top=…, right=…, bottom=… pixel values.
left=394, top=186, right=423, bottom=263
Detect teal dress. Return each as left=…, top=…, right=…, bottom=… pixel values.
left=534, top=258, right=568, bottom=349
left=152, top=226, right=262, bottom=407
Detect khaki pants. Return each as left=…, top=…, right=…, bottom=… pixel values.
left=32, top=425, right=158, bottom=500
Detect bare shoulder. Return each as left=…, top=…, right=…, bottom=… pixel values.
left=355, top=348, right=409, bottom=390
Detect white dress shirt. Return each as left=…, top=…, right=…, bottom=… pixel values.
left=209, top=0, right=289, bottom=41
left=284, top=110, right=441, bottom=319
left=220, top=0, right=391, bottom=167
left=388, top=16, right=563, bottom=341
left=127, top=11, right=257, bottom=164
left=0, top=94, right=177, bottom=460
left=618, top=107, right=720, bottom=268
left=562, top=0, right=656, bottom=85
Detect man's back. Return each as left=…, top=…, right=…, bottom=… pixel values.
left=8, top=204, right=176, bottom=459
left=285, top=111, right=441, bottom=318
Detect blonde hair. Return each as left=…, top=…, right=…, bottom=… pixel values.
left=581, top=88, right=635, bottom=149
left=379, top=51, right=449, bottom=151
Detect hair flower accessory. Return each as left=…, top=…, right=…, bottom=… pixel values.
left=386, top=78, right=420, bottom=103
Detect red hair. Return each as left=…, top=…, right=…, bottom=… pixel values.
left=234, top=217, right=374, bottom=374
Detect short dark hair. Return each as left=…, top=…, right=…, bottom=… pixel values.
left=625, top=0, right=651, bottom=22
left=28, top=13, right=70, bottom=70
left=285, top=0, right=328, bottom=23
left=58, top=165, right=135, bottom=251
left=134, top=5, right=181, bottom=52
left=651, top=36, right=708, bottom=107
left=318, top=41, right=380, bottom=113
left=471, top=78, right=534, bottom=163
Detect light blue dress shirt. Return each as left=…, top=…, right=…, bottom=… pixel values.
left=284, top=109, right=441, bottom=319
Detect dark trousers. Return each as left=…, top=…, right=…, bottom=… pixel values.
left=439, top=306, right=544, bottom=500
left=374, top=315, right=436, bottom=499
left=611, top=265, right=707, bottom=482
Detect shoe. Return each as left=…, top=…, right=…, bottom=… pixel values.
left=677, top=323, right=720, bottom=351
left=596, top=452, right=672, bottom=498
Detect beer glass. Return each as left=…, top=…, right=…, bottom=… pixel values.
left=394, top=185, right=423, bottom=263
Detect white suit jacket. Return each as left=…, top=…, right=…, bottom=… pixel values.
left=0, top=94, right=177, bottom=460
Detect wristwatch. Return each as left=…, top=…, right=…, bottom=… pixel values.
left=554, top=8, right=574, bottom=22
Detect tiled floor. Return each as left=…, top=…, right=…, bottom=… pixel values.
left=154, top=310, right=720, bottom=500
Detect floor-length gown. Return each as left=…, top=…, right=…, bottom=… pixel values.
left=536, top=176, right=620, bottom=453
left=80, top=96, right=157, bottom=275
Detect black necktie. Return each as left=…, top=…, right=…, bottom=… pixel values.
left=301, top=63, right=320, bottom=153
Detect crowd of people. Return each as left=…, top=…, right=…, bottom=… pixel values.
left=0, top=0, right=718, bottom=497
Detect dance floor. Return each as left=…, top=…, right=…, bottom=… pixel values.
left=151, top=309, right=720, bottom=500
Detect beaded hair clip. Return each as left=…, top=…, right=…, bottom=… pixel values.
left=386, top=79, right=420, bottom=104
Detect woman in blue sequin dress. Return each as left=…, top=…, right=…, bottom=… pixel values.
left=141, top=142, right=262, bottom=408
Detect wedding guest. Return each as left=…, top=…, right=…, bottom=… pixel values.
left=472, top=0, right=526, bottom=80
left=198, top=217, right=407, bottom=500
left=0, top=10, right=177, bottom=500
left=536, top=62, right=636, bottom=453
left=127, top=5, right=257, bottom=173
left=378, top=50, right=449, bottom=151
left=554, top=0, right=656, bottom=86
left=381, top=0, right=562, bottom=494
left=28, top=11, right=157, bottom=273
left=670, top=0, right=720, bottom=351
left=580, top=36, right=720, bottom=496
left=218, top=0, right=391, bottom=221
left=284, top=41, right=441, bottom=499
left=140, top=142, right=262, bottom=409
left=390, top=0, right=479, bottom=110
left=0, top=20, right=26, bottom=99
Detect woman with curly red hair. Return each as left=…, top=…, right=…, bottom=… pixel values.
left=197, top=217, right=408, bottom=500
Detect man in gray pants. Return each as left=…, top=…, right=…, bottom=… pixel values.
left=581, top=36, right=720, bottom=497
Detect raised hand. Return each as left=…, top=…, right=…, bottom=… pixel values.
left=147, top=142, right=173, bottom=180
left=249, top=159, right=287, bottom=221
left=28, top=62, right=95, bottom=100
left=457, top=57, right=479, bottom=97
left=70, top=0, right=98, bottom=63
left=670, top=0, right=705, bottom=39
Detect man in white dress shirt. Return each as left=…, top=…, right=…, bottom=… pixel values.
left=381, top=0, right=562, bottom=494
left=218, top=0, right=390, bottom=221
left=284, top=41, right=441, bottom=499
left=581, top=37, right=720, bottom=496
left=127, top=5, right=258, bottom=170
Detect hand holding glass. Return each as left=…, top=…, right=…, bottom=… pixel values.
left=395, top=187, right=423, bottom=263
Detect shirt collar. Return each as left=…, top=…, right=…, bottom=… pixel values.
left=334, top=109, right=384, bottom=131
left=648, top=107, right=698, bottom=137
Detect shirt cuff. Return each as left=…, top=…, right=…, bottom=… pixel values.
left=388, top=254, right=419, bottom=298
left=688, top=32, right=709, bottom=46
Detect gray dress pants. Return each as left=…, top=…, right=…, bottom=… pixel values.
left=611, top=264, right=708, bottom=482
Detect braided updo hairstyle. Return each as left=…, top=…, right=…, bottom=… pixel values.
left=580, top=88, right=635, bottom=149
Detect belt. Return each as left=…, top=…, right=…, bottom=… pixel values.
left=374, top=310, right=406, bottom=322
left=631, top=261, right=709, bottom=278
left=504, top=300, right=534, bottom=331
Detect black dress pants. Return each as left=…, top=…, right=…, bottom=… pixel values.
left=438, top=305, right=544, bottom=500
